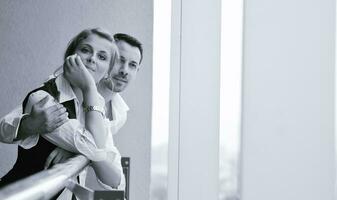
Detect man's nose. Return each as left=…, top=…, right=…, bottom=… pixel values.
left=119, top=64, right=128, bottom=76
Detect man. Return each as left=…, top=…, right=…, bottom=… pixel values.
left=0, top=33, right=143, bottom=191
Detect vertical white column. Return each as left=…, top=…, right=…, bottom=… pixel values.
left=167, top=0, right=182, bottom=199
left=151, top=0, right=172, bottom=199
left=168, top=0, right=221, bottom=199
left=219, top=0, right=244, bottom=199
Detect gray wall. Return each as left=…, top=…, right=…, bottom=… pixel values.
left=0, top=1, right=153, bottom=199
left=241, top=0, right=336, bottom=199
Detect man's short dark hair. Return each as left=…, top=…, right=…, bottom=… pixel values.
left=114, top=33, right=143, bottom=64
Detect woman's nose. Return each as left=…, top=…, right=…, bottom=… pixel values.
left=87, top=55, right=96, bottom=64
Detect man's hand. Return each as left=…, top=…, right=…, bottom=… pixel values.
left=44, top=147, right=75, bottom=169
left=17, top=96, right=69, bottom=140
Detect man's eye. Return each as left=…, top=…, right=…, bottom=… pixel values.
left=130, top=63, right=137, bottom=69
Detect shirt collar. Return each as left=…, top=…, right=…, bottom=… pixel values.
left=111, top=93, right=129, bottom=113
left=54, top=74, right=77, bottom=103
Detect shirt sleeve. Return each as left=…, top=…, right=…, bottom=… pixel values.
left=0, top=106, right=31, bottom=148
left=95, top=132, right=126, bottom=190
left=0, top=106, right=23, bottom=143
left=24, top=90, right=118, bottom=162
left=43, top=119, right=116, bottom=162
left=0, top=105, right=40, bottom=149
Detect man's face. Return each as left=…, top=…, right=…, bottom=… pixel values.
left=110, top=40, right=141, bottom=92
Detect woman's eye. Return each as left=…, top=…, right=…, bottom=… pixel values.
left=98, top=54, right=107, bottom=61
left=80, top=48, right=89, bottom=53
left=119, top=58, right=126, bottom=64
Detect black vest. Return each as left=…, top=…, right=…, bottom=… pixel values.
left=0, top=78, right=77, bottom=188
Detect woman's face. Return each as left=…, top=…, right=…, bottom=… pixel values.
left=74, top=34, right=112, bottom=83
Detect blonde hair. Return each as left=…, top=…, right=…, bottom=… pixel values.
left=54, top=28, right=119, bottom=79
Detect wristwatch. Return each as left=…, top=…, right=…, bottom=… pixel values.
left=83, top=105, right=105, bottom=117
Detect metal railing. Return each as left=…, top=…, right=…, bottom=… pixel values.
left=0, top=155, right=89, bottom=200
left=0, top=155, right=128, bottom=200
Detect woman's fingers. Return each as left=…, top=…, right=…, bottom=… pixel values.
left=64, top=57, right=71, bottom=74
left=52, top=153, right=63, bottom=165
left=75, top=54, right=84, bottom=67
left=69, top=55, right=77, bottom=68
left=65, top=56, right=72, bottom=67
left=66, top=54, right=88, bottom=73
left=65, top=54, right=78, bottom=69
left=44, top=149, right=58, bottom=169
left=44, top=148, right=74, bottom=169
left=75, top=55, right=90, bottom=75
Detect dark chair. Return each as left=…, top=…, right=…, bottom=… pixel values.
left=121, top=157, right=130, bottom=200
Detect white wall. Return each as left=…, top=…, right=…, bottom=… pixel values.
left=241, top=0, right=336, bottom=199
left=0, top=1, right=153, bottom=199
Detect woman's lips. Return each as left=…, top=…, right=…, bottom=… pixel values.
left=113, top=77, right=127, bottom=83
left=86, top=66, right=96, bottom=71
left=84, top=63, right=96, bottom=71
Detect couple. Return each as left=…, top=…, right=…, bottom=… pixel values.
left=0, top=28, right=143, bottom=199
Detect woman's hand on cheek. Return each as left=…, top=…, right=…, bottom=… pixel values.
left=63, top=54, right=96, bottom=91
